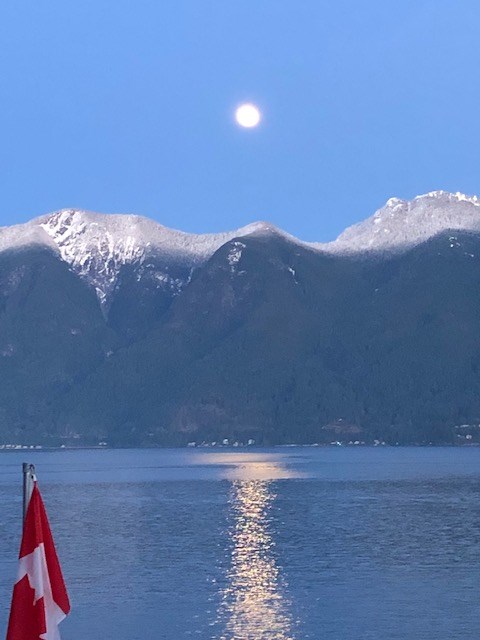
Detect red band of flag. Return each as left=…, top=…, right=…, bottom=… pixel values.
left=6, top=483, right=70, bottom=640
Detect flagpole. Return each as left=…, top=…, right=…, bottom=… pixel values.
left=22, top=462, right=36, bottom=525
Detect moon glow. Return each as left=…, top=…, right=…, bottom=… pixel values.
left=235, top=103, right=261, bottom=128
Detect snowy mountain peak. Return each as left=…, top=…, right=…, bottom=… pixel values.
left=3, top=191, right=480, bottom=307
left=417, top=190, right=480, bottom=206
left=325, top=190, right=480, bottom=254
left=384, top=197, right=404, bottom=208
left=237, top=220, right=278, bottom=235
left=39, top=209, right=148, bottom=307
left=37, top=210, right=290, bottom=307
left=0, top=209, right=299, bottom=309
left=235, top=220, right=304, bottom=247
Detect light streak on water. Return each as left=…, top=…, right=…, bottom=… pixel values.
left=218, top=479, right=295, bottom=640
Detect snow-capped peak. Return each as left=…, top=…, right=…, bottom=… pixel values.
left=39, top=210, right=148, bottom=307
left=237, top=220, right=279, bottom=235
left=3, top=191, right=480, bottom=306
left=0, top=209, right=297, bottom=308
left=419, top=190, right=480, bottom=206
left=324, top=190, right=480, bottom=254
left=37, top=211, right=291, bottom=306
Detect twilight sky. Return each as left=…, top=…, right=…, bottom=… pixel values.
left=1, top=0, right=480, bottom=241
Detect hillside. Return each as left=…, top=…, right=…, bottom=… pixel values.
left=1, top=192, right=480, bottom=445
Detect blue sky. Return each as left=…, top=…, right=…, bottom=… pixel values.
left=1, top=0, right=480, bottom=241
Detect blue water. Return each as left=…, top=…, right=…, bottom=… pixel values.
left=0, top=447, right=479, bottom=639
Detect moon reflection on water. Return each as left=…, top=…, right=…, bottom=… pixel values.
left=212, top=455, right=300, bottom=640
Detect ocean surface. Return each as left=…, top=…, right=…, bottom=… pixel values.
left=0, top=447, right=479, bottom=640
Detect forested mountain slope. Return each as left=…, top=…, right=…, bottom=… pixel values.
left=1, top=192, right=480, bottom=445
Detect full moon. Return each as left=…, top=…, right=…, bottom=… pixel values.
left=235, top=103, right=261, bottom=128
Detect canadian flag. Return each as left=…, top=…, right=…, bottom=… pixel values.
left=6, top=482, right=70, bottom=640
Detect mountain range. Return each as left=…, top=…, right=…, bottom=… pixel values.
left=2, top=190, right=480, bottom=446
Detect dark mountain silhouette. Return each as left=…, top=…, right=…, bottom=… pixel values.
left=2, top=194, right=480, bottom=445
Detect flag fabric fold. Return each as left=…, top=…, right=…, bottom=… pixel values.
left=6, top=482, right=70, bottom=640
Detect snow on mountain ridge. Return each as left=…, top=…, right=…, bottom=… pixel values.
left=2, top=191, right=480, bottom=306
left=0, top=209, right=292, bottom=308
left=40, top=210, right=148, bottom=307
left=38, top=210, right=293, bottom=307
left=323, top=190, right=480, bottom=254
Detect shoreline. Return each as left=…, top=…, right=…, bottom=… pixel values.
left=0, top=442, right=479, bottom=452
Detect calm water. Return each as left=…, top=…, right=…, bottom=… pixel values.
left=0, top=447, right=479, bottom=639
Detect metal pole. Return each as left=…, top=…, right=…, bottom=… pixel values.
left=22, top=463, right=36, bottom=526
